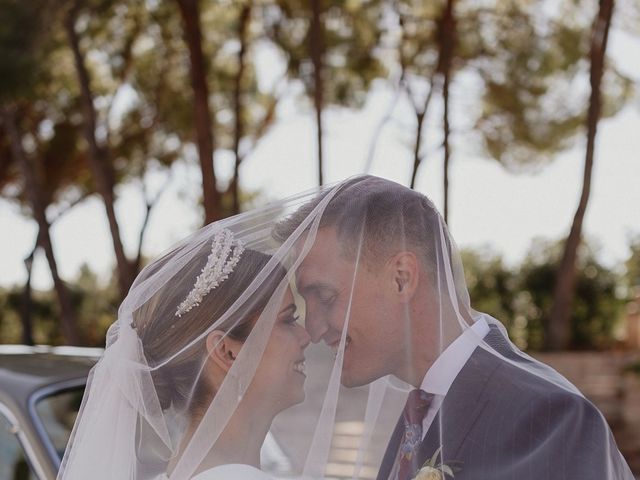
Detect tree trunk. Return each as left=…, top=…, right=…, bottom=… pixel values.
left=134, top=176, right=171, bottom=274
left=442, top=73, right=451, bottom=223
left=410, top=111, right=426, bottom=189
left=2, top=107, right=81, bottom=345
left=437, top=0, right=455, bottom=224
left=309, top=0, right=325, bottom=186
left=21, top=249, right=36, bottom=346
left=231, top=4, right=251, bottom=215
left=175, top=0, right=221, bottom=224
left=65, top=5, right=135, bottom=299
left=547, top=0, right=614, bottom=350
left=408, top=81, right=435, bottom=189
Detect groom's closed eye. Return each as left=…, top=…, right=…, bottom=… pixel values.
left=303, top=285, right=338, bottom=307
left=318, top=290, right=337, bottom=306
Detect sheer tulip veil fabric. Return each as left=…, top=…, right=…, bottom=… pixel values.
left=58, top=176, right=634, bottom=480
left=154, top=465, right=272, bottom=480
left=173, top=465, right=272, bottom=480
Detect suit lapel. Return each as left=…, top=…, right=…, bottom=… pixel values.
left=376, top=414, right=405, bottom=480
left=376, top=325, right=507, bottom=479
left=418, top=343, right=503, bottom=467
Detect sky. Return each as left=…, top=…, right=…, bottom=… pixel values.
left=1, top=28, right=639, bottom=291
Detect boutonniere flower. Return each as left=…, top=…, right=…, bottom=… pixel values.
left=412, top=446, right=461, bottom=480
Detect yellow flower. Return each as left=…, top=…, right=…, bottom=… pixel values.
left=414, top=466, right=443, bottom=480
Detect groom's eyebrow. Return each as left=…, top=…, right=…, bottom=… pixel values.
left=300, top=281, right=330, bottom=292
left=300, top=282, right=336, bottom=295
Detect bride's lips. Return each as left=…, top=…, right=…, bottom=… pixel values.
left=293, top=358, right=306, bottom=376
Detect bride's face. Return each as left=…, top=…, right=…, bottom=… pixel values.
left=249, top=289, right=311, bottom=410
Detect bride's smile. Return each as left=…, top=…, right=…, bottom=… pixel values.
left=247, top=289, right=311, bottom=408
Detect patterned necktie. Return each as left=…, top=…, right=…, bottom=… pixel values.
left=395, top=389, right=434, bottom=480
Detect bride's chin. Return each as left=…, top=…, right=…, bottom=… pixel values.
left=289, top=387, right=306, bottom=407
left=293, top=390, right=306, bottom=406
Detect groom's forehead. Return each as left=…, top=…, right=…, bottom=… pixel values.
left=294, top=227, right=341, bottom=259
left=297, top=234, right=350, bottom=284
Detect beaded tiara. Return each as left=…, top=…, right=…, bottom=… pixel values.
left=175, top=228, right=245, bottom=317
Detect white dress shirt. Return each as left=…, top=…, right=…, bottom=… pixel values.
left=420, top=318, right=490, bottom=438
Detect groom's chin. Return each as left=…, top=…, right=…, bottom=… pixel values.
left=340, top=371, right=371, bottom=389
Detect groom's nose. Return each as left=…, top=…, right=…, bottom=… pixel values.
left=305, top=313, right=329, bottom=343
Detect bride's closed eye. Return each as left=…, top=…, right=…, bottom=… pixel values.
left=278, top=304, right=299, bottom=325
left=285, top=314, right=301, bottom=325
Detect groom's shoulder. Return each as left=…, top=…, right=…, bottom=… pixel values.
left=473, top=347, right=604, bottom=425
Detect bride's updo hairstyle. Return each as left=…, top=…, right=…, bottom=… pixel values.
left=132, top=247, right=286, bottom=412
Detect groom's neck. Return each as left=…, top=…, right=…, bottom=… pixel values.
left=396, top=318, right=463, bottom=388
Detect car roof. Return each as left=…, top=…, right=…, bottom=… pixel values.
left=0, top=345, right=101, bottom=404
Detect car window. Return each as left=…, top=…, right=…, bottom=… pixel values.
left=0, top=410, right=38, bottom=480
left=34, top=387, right=84, bottom=461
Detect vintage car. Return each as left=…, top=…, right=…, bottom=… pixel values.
left=0, top=345, right=99, bottom=480
left=0, top=344, right=293, bottom=480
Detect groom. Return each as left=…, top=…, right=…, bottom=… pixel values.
left=274, top=176, right=633, bottom=480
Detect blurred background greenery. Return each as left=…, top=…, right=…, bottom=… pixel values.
left=0, top=0, right=638, bottom=350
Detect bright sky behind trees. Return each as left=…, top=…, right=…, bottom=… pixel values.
left=1, top=20, right=638, bottom=291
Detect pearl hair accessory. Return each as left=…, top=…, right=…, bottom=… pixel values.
left=175, top=228, right=245, bottom=317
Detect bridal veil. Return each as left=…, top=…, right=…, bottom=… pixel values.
left=58, top=176, right=633, bottom=480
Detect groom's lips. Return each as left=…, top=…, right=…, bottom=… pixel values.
left=329, top=336, right=351, bottom=358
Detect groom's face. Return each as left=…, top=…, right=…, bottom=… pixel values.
left=296, top=227, right=406, bottom=387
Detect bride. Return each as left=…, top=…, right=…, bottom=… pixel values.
left=143, top=247, right=311, bottom=479
left=58, top=228, right=311, bottom=479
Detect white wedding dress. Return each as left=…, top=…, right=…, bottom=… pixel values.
left=155, top=464, right=273, bottom=480
left=192, top=464, right=273, bottom=480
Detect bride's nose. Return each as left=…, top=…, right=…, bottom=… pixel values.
left=298, top=326, right=311, bottom=349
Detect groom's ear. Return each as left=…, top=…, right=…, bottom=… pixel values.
left=206, top=330, right=241, bottom=372
left=388, top=251, right=419, bottom=301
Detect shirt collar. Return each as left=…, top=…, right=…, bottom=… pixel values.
left=420, top=318, right=490, bottom=396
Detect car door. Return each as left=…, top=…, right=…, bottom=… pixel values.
left=0, top=402, right=47, bottom=480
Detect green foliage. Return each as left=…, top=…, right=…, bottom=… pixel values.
left=202, top=1, right=282, bottom=153
left=265, top=0, right=387, bottom=109
left=65, top=1, right=184, bottom=183
left=472, top=0, right=634, bottom=171
left=624, top=361, right=640, bottom=377
left=70, top=265, right=120, bottom=346
left=520, top=240, right=623, bottom=350
left=393, top=0, right=443, bottom=79
left=0, top=0, right=54, bottom=102
left=0, top=0, right=91, bottom=208
left=462, top=238, right=625, bottom=351
left=461, top=248, right=517, bottom=324
left=0, top=286, right=61, bottom=344
left=625, top=236, right=640, bottom=291
left=472, top=2, right=585, bottom=170
left=0, top=265, right=119, bottom=346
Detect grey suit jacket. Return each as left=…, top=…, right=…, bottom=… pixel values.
left=376, top=327, right=633, bottom=480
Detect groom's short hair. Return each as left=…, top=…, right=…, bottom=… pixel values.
left=273, top=176, right=453, bottom=274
